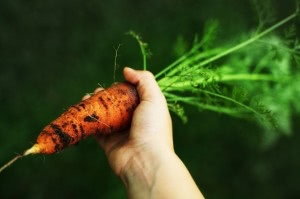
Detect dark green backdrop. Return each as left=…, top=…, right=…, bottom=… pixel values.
left=0, top=0, right=299, bottom=198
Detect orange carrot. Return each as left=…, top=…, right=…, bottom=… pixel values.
left=32, top=81, right=139, bottom=154
left=0, top=82, right=139, bottom=173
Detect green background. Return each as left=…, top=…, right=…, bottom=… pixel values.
left=0, top=0, right=299, bottom=198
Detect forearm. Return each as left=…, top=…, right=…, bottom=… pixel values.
left=120, top=149, right=204, bottom=199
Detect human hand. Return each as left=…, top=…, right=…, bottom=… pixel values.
left=83, top=67, right=173, bottom=179
left=83, top=67, right=203, bottom=199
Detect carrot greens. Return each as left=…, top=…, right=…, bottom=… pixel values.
left=131, top=6, right=300, bottom=146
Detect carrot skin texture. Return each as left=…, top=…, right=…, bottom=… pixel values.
left=36, top=82, right=139, bottom=154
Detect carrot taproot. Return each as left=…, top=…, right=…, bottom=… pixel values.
left=0, top=81, right=139, bottom=173
left=31, top=81, right=139, bottom=154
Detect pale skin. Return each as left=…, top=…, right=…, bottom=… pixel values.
left=83, top=67, right=204, bottom=199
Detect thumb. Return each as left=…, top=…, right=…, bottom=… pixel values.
left=123, top=67, right=165, bottom=104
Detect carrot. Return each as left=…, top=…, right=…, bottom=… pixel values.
left=0, top=82, right=139, bottom=173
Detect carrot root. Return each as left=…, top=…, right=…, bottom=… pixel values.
left=23, top=144, right=40, bottom=156
left=0, top=81, right=139, bottom=173
left=0, top=144, right=41, bottom=174
left=0, top=154, right=23, bottom=174
left=34, top=82, right=139, bottom=154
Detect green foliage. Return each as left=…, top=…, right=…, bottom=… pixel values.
left=167, top=103, right=188, bottom=123
left=251, top=0, right=275, bottom=32
left=201, top=19, right=219, bottom=50
left=127, top=31, right=152, bottom=70
left=151, top=10, right=300, bottom=146
left=173, top=35, right=189, bottom=57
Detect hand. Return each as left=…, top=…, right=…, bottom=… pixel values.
left=93, top=67, right=173, bottom=178
left=83, top=67, right=203, bottom=199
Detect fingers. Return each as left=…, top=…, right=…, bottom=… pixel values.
left=81, top=87, right=105, bottom=101
left=94, top=87, right=104, bottom=93
left=82, top=94, right=91, bottom=101
left=123, top=67, right=165, bottom=103
left=94, top=134, right=107, bottom=149
left=95, top=131, right=129, bottom=154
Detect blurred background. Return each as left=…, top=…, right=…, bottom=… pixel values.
left=0, top=0, right=299, bottom=198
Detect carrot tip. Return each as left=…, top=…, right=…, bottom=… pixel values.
left=23, top=144, right=40, bottom=156
left=0, top=144, right=41, bottom=174
left=0, top=155, right=23, bottom=174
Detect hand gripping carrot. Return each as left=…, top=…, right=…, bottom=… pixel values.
left=0, top=81, right=139, bottom=173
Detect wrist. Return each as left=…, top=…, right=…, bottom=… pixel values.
left=119, top=147, right=176, bottom=196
